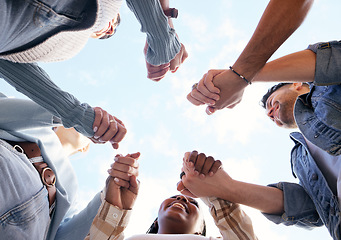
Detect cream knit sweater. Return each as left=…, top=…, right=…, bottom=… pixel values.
left=0, top=0, right=122, bottom=63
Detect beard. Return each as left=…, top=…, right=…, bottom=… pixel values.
left=278, top=100, right=298, bottom=129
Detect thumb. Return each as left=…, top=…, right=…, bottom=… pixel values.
left=206, top=106, right=217, bottom=115
left=129, top=175, right=139, bottom=195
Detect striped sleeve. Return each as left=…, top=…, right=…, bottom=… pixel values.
left=126, top=0, right=181, bottom=65
left=0, top=59, right=95, bottom=137
left=202, top=197, right=258, bottom=240
left=84, top=200, right=132, bottom=240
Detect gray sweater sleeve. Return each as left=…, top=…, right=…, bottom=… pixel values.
left=0, top=59, right=95, bottom=137
left=126, top=0, right=181, bottom=65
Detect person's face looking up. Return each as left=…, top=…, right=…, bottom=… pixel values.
left=91, top=13, right=121, bottom=39
left=157, top=195, right=202, bottom=234
left=265, top=83, right=308, bottom=129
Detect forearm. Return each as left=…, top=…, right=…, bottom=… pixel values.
left=233, top=0, right=314, bottom=80
left=126, top=0, right=180, bottom=65
left=158, top=0, right=174, bottom=28
left=253, top=49, right=316, bottom=83
left=220, top=180, right=284, bottom=215
left=0, top=60, right=95, bottom=137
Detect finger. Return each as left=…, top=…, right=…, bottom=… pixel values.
left=188, top=151, right=198, bottom=165
left=125, top=152, right=141, bottom=159
left=109, top=169, right=134, bottom=181
left=194, top=153, right=206, bottom=173
left=129, top=175, right=139, bottom=195
left=113, top=177, right=130, bottom=188
left=177, top=180, right=186, bottom=192
left=114, top=116, right=125, bottom=127
left=197, top=80, right=220, bottom=102
left=92, top=107, right=103, bottom=133
left=109, top=123, right=127, bottom=144
left=206, top=106, right=217, bottom=115
left=114, top=156, right=139, bottom=168
left=208, top=160, right=222, bottom=176
left=190, top=88, right=216, bottom=106
left=201, top=156, right=215, bottom=176
left=98, top=118, right=118, bottom=142
left=187, top=93, right=205, bottom=106
left=147, top=63, right=170, bottom=81
left=204, top=71, right=221, bottom=94
left=112, top=142, right=119, bottom=149
left=177, top=181, right=197, bottom=198
left=94, top=110, right=110, bottom=139
left=183, top=152, right=191, bottom=162
left=183, top=160, right=195, bottom=175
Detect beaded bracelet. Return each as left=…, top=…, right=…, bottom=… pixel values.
left=229, top=66, right=252, bottom=85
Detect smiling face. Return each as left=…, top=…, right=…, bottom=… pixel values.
left=157, top=195, right=203, bottom=235
left=265, top=83, right=310, bottom=128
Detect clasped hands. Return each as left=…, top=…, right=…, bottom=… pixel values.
left=105, top=152, right=140, bottom=210
left=177, top=150, right=233, bottom=200
left=187, top=68, right=249, bottom=115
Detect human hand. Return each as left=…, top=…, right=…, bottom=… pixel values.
left=91, top=107, right=127, bottom=149
left=187, top=69, right=248, bottom=114
left=105, top=152, right=140, bottom=210
left=186, top=150, right=222, bottom=178
left=144, top=41, right=188, bottom=81
left=177, top=151, right=232, bottom=199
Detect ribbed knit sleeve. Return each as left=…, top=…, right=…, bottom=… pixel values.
left=0, top=59, right=95, bottom=137
left=126, top=0, right=181, bottom=65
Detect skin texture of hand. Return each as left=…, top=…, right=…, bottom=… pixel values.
left=144, top=42, right=188, bottom=81
left=187, top=69, right=247, bottom=114
left=188, top=0, right=313, bottom=114
left=105, top=152, right=140, bottom=210
left=91, top=107, right=127, bottom=149
left=178, top=151, right=285, bottom=214
left=187, top=150, right=222, bottom=177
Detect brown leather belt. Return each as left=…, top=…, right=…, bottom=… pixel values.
left=7, top=140, right=56, bottom=207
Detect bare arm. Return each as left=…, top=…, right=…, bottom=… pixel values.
left=180, top=152, right=284, bottom=214
left=253, top=49, right=316, bottom=83
left=188, top=0, right=314, bottom=113
left=233, top=0, right=314, bottom=79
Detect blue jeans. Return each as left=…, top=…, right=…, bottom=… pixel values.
left=0, top=139, right=50, bottom=240
left=0, top=0, right=95, bottom=54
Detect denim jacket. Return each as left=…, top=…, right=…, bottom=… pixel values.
left=263, top=41, right=341, bottom=240
left=0, top=94, right=101, bottom=240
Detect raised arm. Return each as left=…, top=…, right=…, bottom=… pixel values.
left=85, top=152, right=140, bottom=240
left=0, top=60, right=126, bottom=148
left=179, top=151, right=284, bottom=215
left=127, top=0, right=188, bottom=81
left=187, top=0, right=314, bottom=114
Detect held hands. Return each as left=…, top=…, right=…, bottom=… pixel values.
left=144, top=41, right=188, bottom=81
left=91, top=107, right=127, bottom=149
left=177, top=151, right=233, bottom=199
left=187, top=69, right=248, bottom=114
left=105, top=152, right=140, bottom=210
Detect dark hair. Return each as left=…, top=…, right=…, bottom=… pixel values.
left=260, top=83, right=290, bottom=109
left=146, top=217, right=207, bottom=236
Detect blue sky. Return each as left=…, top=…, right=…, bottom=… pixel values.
left=1, top=0, right=340, bottom=239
